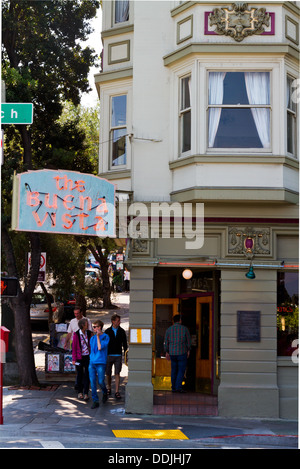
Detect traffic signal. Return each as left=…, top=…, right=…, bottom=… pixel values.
left=1, top=277, right=18, bottom=297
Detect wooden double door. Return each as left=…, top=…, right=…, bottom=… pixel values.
left=152, top=294, right=214, bottom=393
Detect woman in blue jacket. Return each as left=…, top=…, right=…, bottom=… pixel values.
left=89, top=320, right=110, bottom=409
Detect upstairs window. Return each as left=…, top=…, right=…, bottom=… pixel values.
left=287, top=76, right=297, bottom=156
left=179, top=75, right=191, bottom=154
left=110, top=95, right=127, bottom=167
left=208, top=72, right=271, bottom=149
left=115, top=0, right=129, bottom=24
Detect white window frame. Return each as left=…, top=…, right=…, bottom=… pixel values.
left=98, top=80, right=132, bottom=175
left=113, top=0, right=130, bottom=26
left=179, top=74, right=192, bottom=156
left=207, top=71, right=271, bottom=151
left=286, top=74, right=297, bottom=158
left=199, top=60, right=281, bottom=156
left=110, top=94, right=128, bottom=168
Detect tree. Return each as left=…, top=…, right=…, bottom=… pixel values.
left=1, top=0, right=101, bottom=386
left=87, top=238, right=115, bottom=309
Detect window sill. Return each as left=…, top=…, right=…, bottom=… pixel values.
left=99, top=169, right=131, bottom=180
left=102, top=24, right=134, bottom=39
left=169, top=154, right=299, bottom=170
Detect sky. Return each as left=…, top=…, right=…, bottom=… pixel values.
left=80, top=7, right=103, bottom=108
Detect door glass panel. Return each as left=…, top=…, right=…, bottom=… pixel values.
left=155, top=305, right=173, bottom=358
left=200, top=303, right=210, bottom=360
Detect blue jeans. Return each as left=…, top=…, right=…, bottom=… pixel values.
left=170, top=354, right=187, bottom=391
left=88, top=362, right=107, bottom=402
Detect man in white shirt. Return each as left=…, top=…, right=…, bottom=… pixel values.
left=64, top=306, right=93, bottom=350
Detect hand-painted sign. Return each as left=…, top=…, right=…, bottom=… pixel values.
left=12, top=170, right=115, bottom=237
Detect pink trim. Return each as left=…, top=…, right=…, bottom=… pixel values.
left=205, top=11, right=275, bottom=36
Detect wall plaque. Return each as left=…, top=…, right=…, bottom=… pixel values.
left=237, top=311, right=260, bottom=342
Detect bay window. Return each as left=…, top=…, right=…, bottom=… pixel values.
left=208, top=71, right=271, bottom=149
left=110, top=94, right=127, bottom=167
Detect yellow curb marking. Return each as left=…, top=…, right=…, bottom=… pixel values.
left=112, top=429, right=189, bottom=440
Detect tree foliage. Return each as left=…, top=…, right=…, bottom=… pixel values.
left=1, top=0, right=101, bottom=386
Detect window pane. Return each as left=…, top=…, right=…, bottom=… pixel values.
left=209, top=72, right=270, bottom=105
left=111, top=128, right=127, bottom=166
left=287, top=112, right=295, bottom=154
left=277, top=272, right=299, bottom=356
left=210, top=108, right=269, bottom=148
left=155, top=304, right=173, bottom=358
left=223, top=72, right=249, bottom=105
left=111, top=95, right=127, bottom=127
left=181, top=111, right=191, bottom=152
left=115, top=0, right=129, bottom=23
left=181, top=76, right=190, bottom=110
left=287, top=76, right=296, bottom=112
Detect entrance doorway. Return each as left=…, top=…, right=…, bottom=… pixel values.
left=152, top=293, right=214, bottom=394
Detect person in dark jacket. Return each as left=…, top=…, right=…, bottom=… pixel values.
left=105, top=313, right=128, bottom=399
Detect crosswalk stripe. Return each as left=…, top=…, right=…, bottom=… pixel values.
left=39, top=440, right=65, bottom=449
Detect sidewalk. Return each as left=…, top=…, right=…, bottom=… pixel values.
left=1, top=292, right=298, bottom=449
left=1, top=381, right=298, bottom=449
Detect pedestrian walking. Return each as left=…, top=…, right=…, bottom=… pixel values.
left=105, top=313, right=128, bottom=399
left=124, top=267, right=130, bottom=292
left=72, top=318, right=92, bottom=401
left=64, top=306, right=93, bottom=350
left=164, top=314, right=191, bottom=393
left=89, top=320, right=110, bottom=409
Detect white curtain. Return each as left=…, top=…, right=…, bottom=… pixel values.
left=208, top=72, right=226, bottom=148
left=115, top=0, right=129, bottom=23
left=244, top=72, right=270, bottom=148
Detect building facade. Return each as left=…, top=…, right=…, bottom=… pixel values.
left=96, top=1, right=299, bottom=419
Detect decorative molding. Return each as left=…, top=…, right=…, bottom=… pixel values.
left=102, top=24, right=134, bottom=38
left=163, top=44, right=299, bottom=67
left=205, top=11, right=275, bottom=36
left=285, top=15, right=299, bottom=45
left=169, top=154, right=299, bottom=171
left=108, top=40, right=130, bottom=65
left=208, top=3, right=271, bottom=42
left=177, top=15, right=193, bottom=44
left=228, top=226, right=271, bottom=258
left=170, top=187, right=299, bottom=205
left=99, top=169, right=131, bottom=180
left=132, top=239, right=150, bottom=255
left=95, top=67, right=133, bottom=86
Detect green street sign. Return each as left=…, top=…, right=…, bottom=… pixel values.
left=1, top=103, right=33, bottom=124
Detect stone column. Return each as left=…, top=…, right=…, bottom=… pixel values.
left=218, top=269, right=279, bottom=418
left=125, top=266, right=154, bottom=414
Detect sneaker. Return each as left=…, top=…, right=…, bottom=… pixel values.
left=91, top=401, right=99, bottom=409
left=102, top=393, right=108, bottom=403
left=84, top=394, right=89, bottom=401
